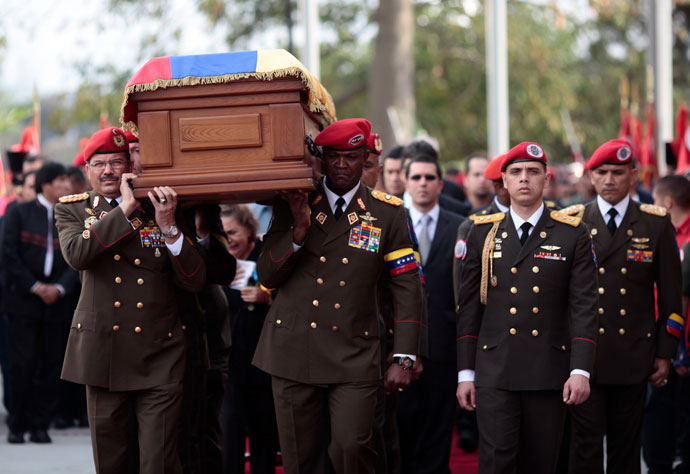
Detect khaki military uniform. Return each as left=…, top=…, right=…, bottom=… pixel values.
left=570, top=201, right=682, bottom=474
left=456, top=207, right=598, bottom=474
left=253, top=183, right=422, bottom=474
left=55, top=191, right=206, bottom=474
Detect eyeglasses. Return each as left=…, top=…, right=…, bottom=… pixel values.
left=89, top=159, right=128, bottom=171
left=409, top=174, right=438, bottom=181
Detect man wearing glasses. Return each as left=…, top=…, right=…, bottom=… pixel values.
left=54, top=127, right=206, bottom=474
left=397, top=154, right=464, bottom=473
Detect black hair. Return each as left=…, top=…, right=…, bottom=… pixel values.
left=654, top=175, right=690, bottom=210
left=402, top=140, right=438, bottom=161
left=384, top=145, right=404, bottom=159
left=66, top=166, right=86, bottom=185
left=405, top=154, right=442, bottom=179
left=34, top=162, right=67, bottom=193
left=465, top=152, right=489, bottom=174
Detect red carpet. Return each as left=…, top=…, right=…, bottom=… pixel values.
left=245, top=431, right=479, bottom=473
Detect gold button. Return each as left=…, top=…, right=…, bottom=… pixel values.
left=112, top=325, right=119, bottom=332
left=511, top=267, right=518, bottom=274
left=510, top=287, right=517, bottom=294
left=316, top=278, right=324, bottom=285
left=598, top=307, right=605, bottom=315
left=532, top=330, right=539, bottom=337
left=627, top=229, right=633, bottom=236
left=137, top=278, right=144, bottom=285
left=561, top=345, right=567, bottom=351
left=620, top=288, right=626, bottom=295
left=320, top=256, right=327, bottom=263
left=182, top=325, right=187, bottom=331
left=334, top=303, right=341, bottom=310
left=599, top=267, right=605, bottom=275
left=276, top=319, right=282, bottom=325
left=332, top=326, right=339, bottom=332
left=621, top=267, right=627, bottom=275
left=114, top=301, right=121, bottom=308
left=598, top=287, right=605, bottom=295
left=310, top=322, right=317, bottom=329
left=647, top=332, right=652, bottom=338
left=509, top=328, right=517, bottom=335
left=168, top=332, right=172, bottom=338
left=619, top=328, right=625, bottom=335
left=532, top=266, right=539, bottom=273
left=137, top=302, right=144, bottom=309
left=77, top=323, right=82, bottom=329
left=339, top=281, right=346, bottom=287
left=482, top=345, right=488, bottom=350
left=134, top=258, right=141, bottom=265
left=312, top=299, right=319, bottom=307
left=342, top=257, right=349, bottom=264
left=114, top=254, right=121, bottom=261
left=619, top=309, right=626, bottom=316
left=456, top=305, right=460, bottom=312
left=599, top=327, right=605, bottom=335
left=364, top=330, right=369, bottom=336
left=532, top=286, right=540, bottom=294
left=532, top=307, right=539, bottom=314
left=134, top=326, right=142, bottom=333
left=389, top=328, right=394, bottom=335
left=510, top=307, right=517, bottom=315
left=115, top=276, right=122, bottom=284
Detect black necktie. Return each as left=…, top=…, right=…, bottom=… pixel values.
left=334, top=197, right=345, bottom=220
left=606, top=208, right=617, bottom=235
left=519, top=222, right=532, bottom=246
left=110, top=199, right=119, bottom=208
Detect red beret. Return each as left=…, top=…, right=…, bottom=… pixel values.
left=585, top=139, right=633, bottom=170
left=124, top=130, right=139, bottom=143
left=368, top=133, right=383, bottom=155
left=501, top=142, right=547, bottom=171
left=484, top=155, right=505, bottom=181
left=84, top=127, right=129, bottom=162
left=73, top=152, right=86, bottom=167
left=314, top=118, right=371, bottom=151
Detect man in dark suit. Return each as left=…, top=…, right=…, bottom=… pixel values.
left=2, top=162, right=79, bottom=444
left=253, top=118, right=423, bottom=474
left=55, top=127, right=206, bottom=474
left=456, top=142, right=598, bottom=474
left=397, top=155, right=464, bottom=473
left=569, top=139, right=682, bottom=474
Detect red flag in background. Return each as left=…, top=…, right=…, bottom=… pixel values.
left=676, top=125, right=690, bottom=175
left=632, top=115, right=643, bottom=166
left=672, top=106, right=688, bottom=163
left=639, top=103, right=657, bottom=189
left=618, top=108, right=632, bottom=143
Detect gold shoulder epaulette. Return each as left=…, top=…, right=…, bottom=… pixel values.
left=473, top=212, right=505, bottom=225
left=468, top=209, right=490, bottom=222
left=371, top=189, right=402, bottom=206
left=550, top=209, right=582, bottom=227
left=58, top=192, right=90, bottom=204
left=640, top=204, right=667, bottom=217
left=559, top=203, right=585, bottom=216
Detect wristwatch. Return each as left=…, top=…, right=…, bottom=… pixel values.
left=393, top=356, right=414, bottom=370
left=161, top=224, right=179, bottom=239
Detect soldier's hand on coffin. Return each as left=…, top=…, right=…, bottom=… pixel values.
left=149, top=186, right=178, bottom=231
left=649, top=358, right=671, bottom=387
left=119, top=173, right=142, bottom=217
left=457, top=382, right=476, bottom=411
left=563, top=374, right=590, bottom=405
left=281, top=190, right=310, bottom=244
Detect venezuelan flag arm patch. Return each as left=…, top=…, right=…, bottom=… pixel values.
left=384, top=248, right=418, bottom=276
left=667, top=313, right=684, bottom=339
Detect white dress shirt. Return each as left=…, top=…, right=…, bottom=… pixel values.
left=494, top=196, right=509, bottom=213
left=596, top=194, right=629, bottom=228
left=408, top=203, right=440, bottom=245
left=31, top=194, right=65, bottom=297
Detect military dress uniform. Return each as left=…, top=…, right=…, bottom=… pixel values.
left=569, top=199, right=682, bottom=474
left=55, top=191, right=206, bottom=474
left=253, top=182, right=423, bottom=474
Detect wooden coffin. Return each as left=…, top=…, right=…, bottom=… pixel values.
left=129, top=78, right=326, bottom=203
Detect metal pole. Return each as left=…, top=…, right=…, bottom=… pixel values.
left=485, top=0, right=509, bottom=157
left=304, top=0, right=321, bottom=79
left=655, top=0, right=672, bottom=176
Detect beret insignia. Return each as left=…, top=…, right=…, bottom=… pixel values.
left=348, top=134, right=365, bottom=147
left=374, top=136, right=383, bottom=153
left=526, top=144, right=544, bottom=158
left=617, top=146, right=631, bottom=161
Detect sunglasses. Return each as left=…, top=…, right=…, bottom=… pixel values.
left=409, top=174, right=438, bottom=181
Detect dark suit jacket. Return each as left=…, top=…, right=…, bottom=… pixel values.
left=55, top=191, right=206, bottom=391
left=457, top=208, right=598, bottom=390
left=1, top=199, right=80, bottom=322
left=423, top=208, right=464, bottom=362
left=253, top=183, right=423, bottom=384
left=583, top=200, right=682, bottom=384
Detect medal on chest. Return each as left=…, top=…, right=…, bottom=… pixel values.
left=139, top=225, right=166, bottom=249
left=348, top=213, right=381, bottom=253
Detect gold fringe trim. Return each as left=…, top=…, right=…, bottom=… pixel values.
left=120, top=68, right=337, bottom=134
left=480, top=221, right=500, bottom=305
